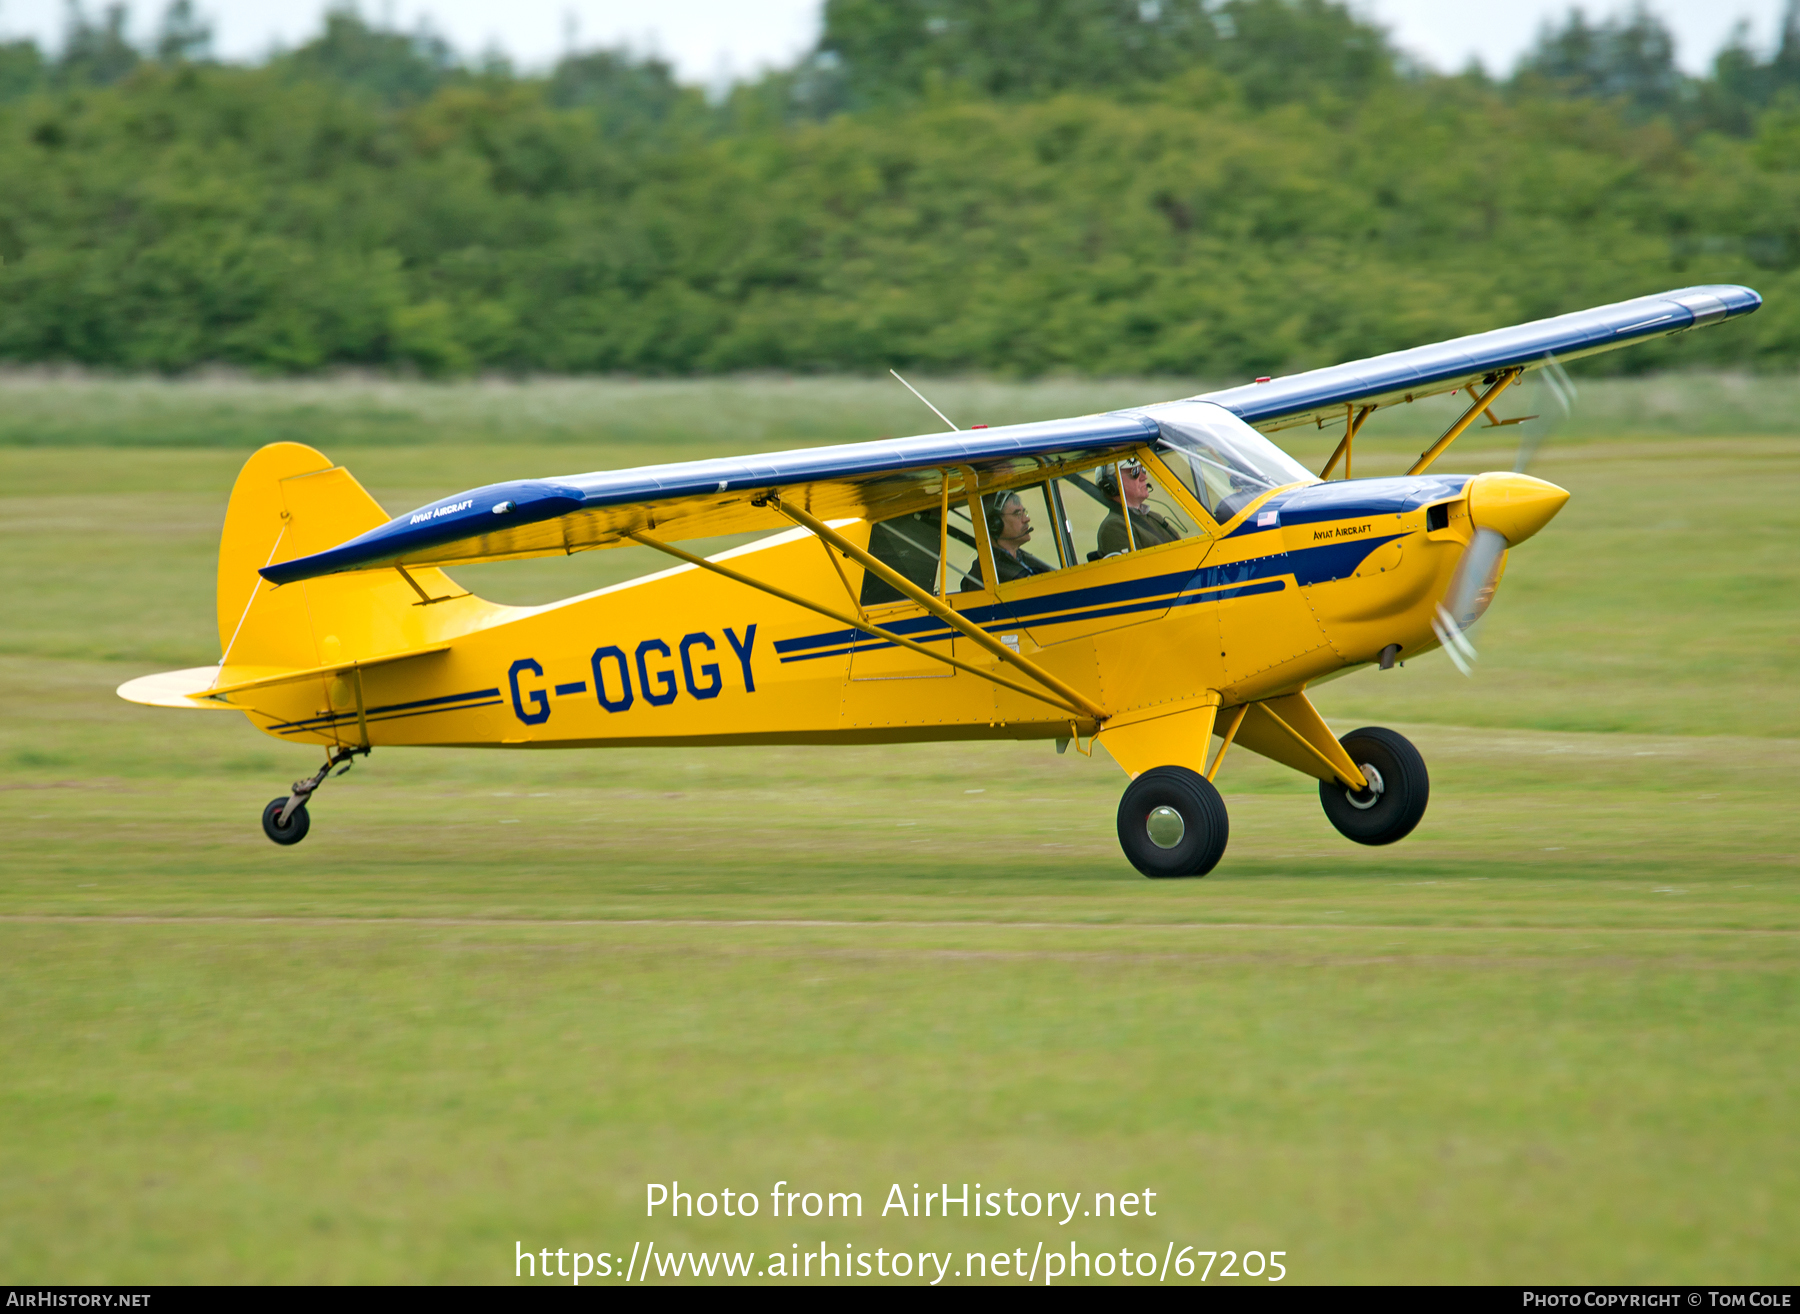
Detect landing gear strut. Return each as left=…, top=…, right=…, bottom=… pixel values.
left=261, top=747, right=366, bottom=846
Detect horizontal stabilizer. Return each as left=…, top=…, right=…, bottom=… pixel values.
left=118, top=645, right=451, bottom=710
left=116, top=666, right=239, bottom=710
left=204, top=644, right=452, bottom=698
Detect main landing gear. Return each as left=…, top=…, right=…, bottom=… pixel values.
left=261, top=747, right=366, bottom=846
left=1317, top=726, right=1429, bottom=846
left=1115, top=725, right=1429, bottom=877
left=1117, top=767, right=1230, bottom=878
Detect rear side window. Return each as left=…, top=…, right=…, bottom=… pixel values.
left=859, top=502, right=984, bottom=606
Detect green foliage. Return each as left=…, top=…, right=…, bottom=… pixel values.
left=545, top=48, right=708, bottom=140
left=152, top=0, right=211, bottom=65
left=55, top=2, right=140, bottom=89
left=0, top=40, right=47, bottom=101
left=1512, top=3, right=1684, bottom=118
left=813, top=0, right=1224, bottom=106
left=273, top=8, right=461, bottom=105
left=810, top=0, right=1392, bottom=111
left=0, top=1, right=1796, bottom=375
left=1704, top=0, right=1800, bottom=133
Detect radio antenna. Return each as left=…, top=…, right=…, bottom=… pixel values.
left=889, top=368, right=958, bottom=431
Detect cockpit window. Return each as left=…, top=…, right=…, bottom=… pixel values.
left=858, top=455, right=1220, bottom=607
left=1135, top=400, right=1317, bottom=523
left=1053, top=463, right=1203, bottom=564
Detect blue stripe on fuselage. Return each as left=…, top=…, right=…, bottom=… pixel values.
left=773, top=527, right=1404, bottom=664
left=265, top=686, right=501, bottom=734
left=771, top=566, right=1203, bottom=657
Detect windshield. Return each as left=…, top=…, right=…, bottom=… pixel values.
left=1134, top=400, right=1317, bottom=523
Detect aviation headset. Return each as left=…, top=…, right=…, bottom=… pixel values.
left=985, top=491, right=1021, bottom=537
left=1095, top=460, right=1146, bottom=502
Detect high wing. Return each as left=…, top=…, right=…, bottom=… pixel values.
left=262, top=283, right=1760, bottom=586
left=261, top=412, right=1157, bottom=585
left=1199, top=284, right=1761, bottom=434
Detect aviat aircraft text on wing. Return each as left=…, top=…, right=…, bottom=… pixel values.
left=118, top=285, right=1762, bottom=876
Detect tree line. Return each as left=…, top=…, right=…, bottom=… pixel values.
left=0, top=0, right=1795, bottom=376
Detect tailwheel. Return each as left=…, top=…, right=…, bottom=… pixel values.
left=1318, top=726, right=1429, bottom=846
left=258, top=746, right=365, bottom=846
left=261, top=796, right=311, bottom=846
left=1117, top=766, right=1229, bottom=879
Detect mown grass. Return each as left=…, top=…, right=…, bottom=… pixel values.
left=0, top=374, right=1795, bottom=1283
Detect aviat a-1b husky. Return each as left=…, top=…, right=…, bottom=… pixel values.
left=120, top=285, right=1760, bottom=877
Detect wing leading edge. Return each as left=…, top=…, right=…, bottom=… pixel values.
left=1199, top=284, right=1761, bottom=434
left=261, top=283, right=1760, bottom=586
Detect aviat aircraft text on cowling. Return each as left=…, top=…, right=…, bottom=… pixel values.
left=119, top=285, right=1761, bottom=876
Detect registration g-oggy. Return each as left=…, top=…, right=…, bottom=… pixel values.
left=119, top=285, right=1760, bottom=876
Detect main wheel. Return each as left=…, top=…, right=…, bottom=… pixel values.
left=261, top=797, right=311, bottom=846
left=1318, top=727, right=1428, bottom=846
left=1117, top=766, right=1229, bottom=878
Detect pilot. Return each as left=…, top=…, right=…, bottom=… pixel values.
left=1096, top=461, right=1181, bottom=557
left=964, top=491, right=1056, bottom=588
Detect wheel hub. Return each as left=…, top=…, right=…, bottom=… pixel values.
left=1145, top=805, right=1186, bottom=849
left=1345, top=763, right=1385, bottom=810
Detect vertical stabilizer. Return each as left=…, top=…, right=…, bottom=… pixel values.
left=215, top=442, right=496, bottom=679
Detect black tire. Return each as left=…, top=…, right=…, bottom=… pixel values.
left=1117, top=766, right=1230, bottom=878
left=1318, top=727, right=1429, bottom=846
left=261, top=796, right=310, bottom=846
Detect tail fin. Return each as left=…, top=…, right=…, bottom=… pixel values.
left=217, top=442, right=491, bottom=675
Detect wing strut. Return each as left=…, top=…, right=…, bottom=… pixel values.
left=1407, top=369, right=1522, bottom=476
left=1319, top=405, right=1374, bottom=480
left=766, top=497, right=1110, bottom=723
left=624, top=531, right=1097, bottom=722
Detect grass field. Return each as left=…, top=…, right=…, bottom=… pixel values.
left=1, top=373, right=1796, bottom=1284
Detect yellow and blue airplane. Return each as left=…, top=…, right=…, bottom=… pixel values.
left=120, top=285, right=1760, bottom=876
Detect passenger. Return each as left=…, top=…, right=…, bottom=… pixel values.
left=965, top=491, right=1056, bottom=587
left=1096, top=461, right=1182, bottom=557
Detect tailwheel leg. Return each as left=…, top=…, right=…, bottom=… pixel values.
left=261, top=746, right=367, bottom=847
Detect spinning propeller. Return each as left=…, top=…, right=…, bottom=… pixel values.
left=1430, top=356, right=1576, bottom=676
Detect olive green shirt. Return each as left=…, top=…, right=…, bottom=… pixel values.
left=962, top=547, right=1056, bottom=590
left=1096, top=505, right=1182, bottom=558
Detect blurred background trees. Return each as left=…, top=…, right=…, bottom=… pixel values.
left=0, top=0, right=1796, bottom=376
